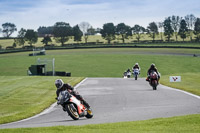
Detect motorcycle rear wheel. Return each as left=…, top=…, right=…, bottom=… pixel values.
left=65, top=104, right=79, bottom=120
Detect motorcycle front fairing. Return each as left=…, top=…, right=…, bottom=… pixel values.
left=58, top=90, right=86, bottom=116
left=150, top=71, right=158, bottom=79
left=133, top=68, right=139, bottom=76
left=57, top=90, right=71, bottom=105
left=69, top=96, right=86, bottom=115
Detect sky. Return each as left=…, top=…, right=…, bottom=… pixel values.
left=0, top=0, right=200, bottom=36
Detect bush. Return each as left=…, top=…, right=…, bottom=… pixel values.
left=23, top=46, right=34, bottom=49
left=6, top=46, right=14, bottom=49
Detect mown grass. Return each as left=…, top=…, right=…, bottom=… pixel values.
left=161, top=73, right=200, bottom=96
left=0, top=48, right=200, bottom=77
left=0, top=48, right=200, bottom=95
left=0, top=76, right=84, bottom=124
left=1, top=114, right=200, bottom=133
left=0, top=48, right=199, bottom=132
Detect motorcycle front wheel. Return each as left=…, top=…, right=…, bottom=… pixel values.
left=65, top=104, right=79, bottom=120
left=135, top=75, right=138, bottom=80
left=151, top=81, right=157, bottom=90
left=153, top=86, right=157, bottom=90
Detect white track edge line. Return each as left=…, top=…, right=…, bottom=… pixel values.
left=160, top=84, right=200, bottom=99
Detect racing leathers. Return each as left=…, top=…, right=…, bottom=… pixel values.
left=56, top=84, right=90, bottom=108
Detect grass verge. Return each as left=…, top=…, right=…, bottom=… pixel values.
left=161, top=73, right=200, bottom=96
left=0, top=114, right=200, bottom=133
left=0, top=76, right=84, bottom=124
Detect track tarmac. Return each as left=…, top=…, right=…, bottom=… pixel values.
left=0, top=78, right=200, bottom=129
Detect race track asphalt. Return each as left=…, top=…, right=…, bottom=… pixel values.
left=0, top=78, right=200, bottom=129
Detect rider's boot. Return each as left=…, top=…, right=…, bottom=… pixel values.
left=82, top=100, right=90, bottom=109
left=158, top=78, right=160, bottom=84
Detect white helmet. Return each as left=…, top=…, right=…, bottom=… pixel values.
left=55, top=79, right=64, bottom=89
left=135, top=63, right=139, bottom=65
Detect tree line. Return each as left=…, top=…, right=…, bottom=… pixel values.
left=0, top=14, right=200, bottom=48
left=100, top=14, right=200, bottom=43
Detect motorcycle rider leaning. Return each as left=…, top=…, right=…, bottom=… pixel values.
left=146, top=63, right=160, bottom=82
left=55, top=79, right=90, bottom=108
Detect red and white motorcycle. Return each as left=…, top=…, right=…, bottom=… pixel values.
left=149, top=71, right=159, bottom=90
left=57, top=90, right=93, bottom=120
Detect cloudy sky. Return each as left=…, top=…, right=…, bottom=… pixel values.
left=0, top=0, right=200, bottom=36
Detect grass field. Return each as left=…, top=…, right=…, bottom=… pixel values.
left=0, top=48, right=200, bottom=77
left=0, top=48, right=200, bottom=132
left=0, top=48, right=200, bottom=94
left=0, top=34, right=199, bottom=49
left=0, top=36, right=106, bottom=48
left=0, top=76, right=83, bottom=124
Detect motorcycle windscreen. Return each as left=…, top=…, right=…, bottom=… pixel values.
left=58, top=90, right=70, bottom=104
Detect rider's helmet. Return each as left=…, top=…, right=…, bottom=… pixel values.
left=151, top=63, right=155, bottom=68
left=135, top=63, right=139, bottom=66
left=55, top=79, right=64, bottom=89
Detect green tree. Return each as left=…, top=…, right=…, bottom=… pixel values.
left=100, top=23, right=116, bottom=44
left=2, top=22, right=17, bottom=38
left=194, top=18, right=200, bottom=41
left=87, top=27, right=96, bottom=35
left=164, top=17, right=174, bottom=42
left=15, top=28, right=26, bottom=47
left=132, top=24, right=146, bottom=42
left=147, top=22, right=158, bottom=42
left=178, top=19, right=188, bottom=41
left=72, top=25, right=83, bottom=42
left=24, top=29, right=38, bottom=46
left=171, top=15, right=181, bottom=41
left=53, top=22, right=72, bottom=46
left=116, top=23, right=132, bottom=43
left=37, top=26, right=53, bottom=37
left=41, top=35, right=52, bottom=46
left=185, top=14, right=196, bottom=41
